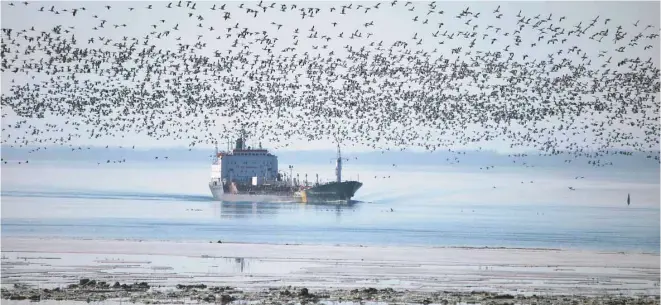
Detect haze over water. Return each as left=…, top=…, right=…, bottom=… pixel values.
left=2, top=155, right=658, bottom=253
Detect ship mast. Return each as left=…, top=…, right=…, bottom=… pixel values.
left=335, top=143, right=342, bottom=183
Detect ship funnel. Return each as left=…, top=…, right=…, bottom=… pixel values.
left=335, top=144, right=342, bottom=183
left=235, top=137, right=244, bottom=150
left=235, top=129, right=247, bottom=150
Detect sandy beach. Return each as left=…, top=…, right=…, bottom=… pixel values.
left=1, top=237, right=659, bottom=304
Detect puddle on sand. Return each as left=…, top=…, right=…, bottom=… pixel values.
left=1, top=252, right=319, bottom=289
left=2, top=252, right=310, bottom=275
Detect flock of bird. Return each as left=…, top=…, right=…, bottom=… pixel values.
left=1, top=1, right=659, bottom=167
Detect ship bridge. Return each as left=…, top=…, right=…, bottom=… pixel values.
left=211, top=136, right=279, bottom=186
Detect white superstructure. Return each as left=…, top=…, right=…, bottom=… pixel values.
left=210, top=137, right=279, bottom=188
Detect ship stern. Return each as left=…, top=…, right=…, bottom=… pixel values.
left=209, top=182, right=225, bottom=201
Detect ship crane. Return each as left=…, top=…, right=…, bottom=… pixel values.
left=334, top=144, right=349, bottom=183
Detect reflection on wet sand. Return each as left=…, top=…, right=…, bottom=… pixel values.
left=230, top=257, right=247, bottom=273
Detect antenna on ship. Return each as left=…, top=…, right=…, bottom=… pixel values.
left=241, top=128, right=246, bottom=149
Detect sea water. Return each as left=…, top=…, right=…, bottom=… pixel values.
left=1, top=161, right=659, bottom=253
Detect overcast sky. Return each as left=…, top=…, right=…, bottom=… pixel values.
left=1, top=1, right=659, bottom=153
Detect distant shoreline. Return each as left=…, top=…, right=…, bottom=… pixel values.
left=2, top=144, right=659, bottom=171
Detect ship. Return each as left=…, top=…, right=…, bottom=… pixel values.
left=209, top=134, right=362, bottom=204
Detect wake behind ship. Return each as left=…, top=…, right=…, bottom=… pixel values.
left=209, top=135, right=362, bottom=203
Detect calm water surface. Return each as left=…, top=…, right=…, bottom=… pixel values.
left=1, top=161, right=659, bottom=253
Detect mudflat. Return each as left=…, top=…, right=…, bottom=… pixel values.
left=1, top=237, right=659, bottom=304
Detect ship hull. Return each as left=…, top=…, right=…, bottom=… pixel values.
left=209, top=183, right=298, bottom=203
left=302, top=181, right=362, bottom=204
left=209, top=181, right=362, bottom=204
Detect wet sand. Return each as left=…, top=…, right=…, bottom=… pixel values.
left=1, top=237, right=659, bottom=304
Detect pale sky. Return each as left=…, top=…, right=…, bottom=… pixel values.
left=1, top=1, right=659, bottom=153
